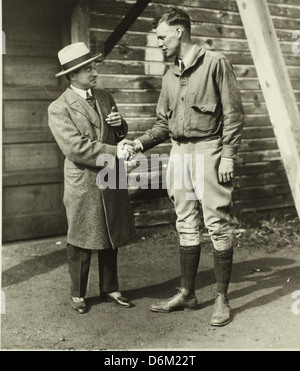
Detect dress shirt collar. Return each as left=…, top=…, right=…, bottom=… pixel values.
left=70, top=85, right=92, bottom=100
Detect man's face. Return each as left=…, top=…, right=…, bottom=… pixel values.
left=70, top=62, right=98, bottom=90
left=156, top=21, right=181, bottom=58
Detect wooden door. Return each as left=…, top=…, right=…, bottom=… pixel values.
left=2, top=0, right=71, bottom=242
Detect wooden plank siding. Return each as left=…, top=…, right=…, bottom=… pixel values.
left=2, top=0, right=72, bottom=241
left=88, top=0, right=299, bottom=226
left=2, top=0, right=299, bottom=242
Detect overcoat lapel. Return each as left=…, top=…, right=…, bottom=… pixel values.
left=65, top=88, right=102, bottom=129
left=93, top=89, right=109, bottom=144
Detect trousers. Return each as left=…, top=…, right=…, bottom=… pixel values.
left=67, top=244, right=119, bottom=297
left=167, top=137, right=233, bottom=251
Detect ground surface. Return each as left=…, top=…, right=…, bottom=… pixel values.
left=1, top=212, right=300, bottom=351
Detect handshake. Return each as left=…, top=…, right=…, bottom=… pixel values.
left=117, top=139, right=143, bottom=161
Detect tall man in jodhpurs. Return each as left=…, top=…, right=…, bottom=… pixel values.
left=126, top=8, right=244, bottom=326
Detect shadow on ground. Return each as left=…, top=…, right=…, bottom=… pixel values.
left=3, top=247, right=297, bottom=319
left=2, top=249, right=67, bottom=287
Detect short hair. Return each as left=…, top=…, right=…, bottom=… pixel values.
left=65, top=68, right=80, bottom=81
left=153, top=7, right=191, bottom=35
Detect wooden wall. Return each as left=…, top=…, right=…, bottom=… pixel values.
left=89, top=0, right=300, bottom=226
left=2, top=0, right=299, bottom=242
left=2, top=0, right=71, bottom=241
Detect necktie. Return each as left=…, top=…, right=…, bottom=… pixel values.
left=86, top=92, right=96, bottom=110
left=179, top=60, right=185, bottom=73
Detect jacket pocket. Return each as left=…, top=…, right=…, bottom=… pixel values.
left=191, top=103, right=217, bottom=114
left=190, top=102, right=218, bottom=132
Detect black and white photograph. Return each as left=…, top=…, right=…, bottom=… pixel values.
left=1, top=0, right=300, bottom=353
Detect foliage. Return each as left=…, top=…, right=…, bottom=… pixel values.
left=231, top=210, right=300, bottom=251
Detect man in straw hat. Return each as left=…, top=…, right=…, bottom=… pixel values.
left=48, top=42, right=135, bottom=314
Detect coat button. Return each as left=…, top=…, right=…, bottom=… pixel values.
left=201, top=107, right=206, bottom=112
left=84, top=131, right=89, bottom=136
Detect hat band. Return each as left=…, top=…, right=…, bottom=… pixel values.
left=62, top=52, right=93, bottom=71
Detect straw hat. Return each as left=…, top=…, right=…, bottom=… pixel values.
left=55, top=42, right=102, bottom=77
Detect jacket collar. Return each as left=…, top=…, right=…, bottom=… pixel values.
left=170, top=45, right=206, bottom=76
left=64, top=87, right=101, bottom=128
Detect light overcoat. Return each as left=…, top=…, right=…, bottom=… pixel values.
left=48, top=88, right=135, bottom=250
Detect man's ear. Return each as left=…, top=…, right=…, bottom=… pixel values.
left=176, top=26, right=183, bottom=40
left=69, top=72, right=76, bottom=83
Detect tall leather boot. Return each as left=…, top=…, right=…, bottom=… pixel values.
left=210, top=248, right=233, bottom=327
left=150, top=245, right=201, bottom=313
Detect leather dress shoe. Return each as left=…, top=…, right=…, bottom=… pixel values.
left=150, top=289, right=198, bottom=313
left=210, top=292, right=231, bottom=327
left=102, top=292, right=134, bottom=308
left=70, top=297, right=87, bottom=314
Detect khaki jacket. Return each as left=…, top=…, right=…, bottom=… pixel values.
left=139, top=46, right=244, bottom=159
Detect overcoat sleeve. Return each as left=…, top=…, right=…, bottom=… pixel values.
left=48, top=101, right=118, bottom=168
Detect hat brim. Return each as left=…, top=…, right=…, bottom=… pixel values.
left=55, top=53, right=103, bottom=78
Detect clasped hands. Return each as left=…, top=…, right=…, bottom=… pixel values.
left=117, top=141, right=234, bottom=183
left=117, top=139, right=143, bottom=161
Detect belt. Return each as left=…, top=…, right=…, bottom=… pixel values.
left=172, top=135, right=221, bottom=145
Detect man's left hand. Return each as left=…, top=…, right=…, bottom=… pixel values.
left=218, top=158, right=234, bottom=183
left=106, top=106, right=122, bottom=127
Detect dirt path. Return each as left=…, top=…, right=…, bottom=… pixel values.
left=1, top=227, right=300, bottom=350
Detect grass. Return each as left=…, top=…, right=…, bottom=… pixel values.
left=136, top=207, right=300, bottom=253
left=230, top=208, right=300, bottom=252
